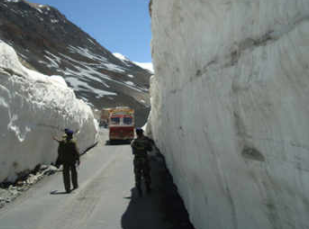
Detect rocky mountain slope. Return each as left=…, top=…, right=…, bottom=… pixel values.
left=0, top=0, right=152, bottom=126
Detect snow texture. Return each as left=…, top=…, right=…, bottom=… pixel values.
left=113, top=52, right=136, bottom=68
left=124, top=81, right=135, bottom=86
left=134, top=62, right=154, bottom=73
left=148, top=1, right=309, bottom=229
left=4, top=0, right=19, bottom=3
left=0, top=41, right=98, bottom=182
left=53, top=48, right=146, bottom=95
left=113, top=53, right=129, bottom=62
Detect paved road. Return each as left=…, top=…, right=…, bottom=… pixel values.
left=0, top=133, right=194, bottom=229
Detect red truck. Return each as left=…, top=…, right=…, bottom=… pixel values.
left=108, top=107, right=135, bottom=143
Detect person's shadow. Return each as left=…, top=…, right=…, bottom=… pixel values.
left=121, top=152, right=195, bottom=229
left=121, top=187, right=161, bottom=229
left=50, top=190, right=69, bottom=195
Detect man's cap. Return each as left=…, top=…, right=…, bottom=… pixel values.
left=66, top=129, right=74, bottom=136
left=136, top=128, right=144, bottom=134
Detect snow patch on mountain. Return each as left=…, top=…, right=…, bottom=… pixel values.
left=113, top=53, right=129, bottom=62
left=4, top=0, right=20, bottom=3
left=68, top=45, right=107, bottom=63
left=134, top=62, right=154, bottom=73
left=50, top=19, right=59, bottom=23
left=125, top=81, right=135, bottom=86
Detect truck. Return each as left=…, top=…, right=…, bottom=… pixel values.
left=107, top=107, right=135, bottom=143
left=99, top=108, right=111, bottom=128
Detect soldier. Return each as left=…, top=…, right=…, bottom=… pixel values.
left=57, top=129, right=80, bottom=193
left=53, top=129, right=69, bottom=168
left=131, top=128, right=153, bottom=196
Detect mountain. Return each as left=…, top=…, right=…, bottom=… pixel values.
left=0, top=0, right=152, bottom=126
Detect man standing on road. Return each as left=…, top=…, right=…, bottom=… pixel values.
left=131, top=128, right=153, bottom=196
left=57, top=129, right=80, bottom=193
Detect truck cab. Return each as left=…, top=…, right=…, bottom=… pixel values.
left=108, top=107, right=135, bottom=143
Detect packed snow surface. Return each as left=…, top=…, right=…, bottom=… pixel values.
left=148, top=1, right=309, bottom=229
left=49, top=75, right=67, bottom=87
left=0, top=41, right=98, bottom=182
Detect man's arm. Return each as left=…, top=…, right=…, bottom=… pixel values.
left=53, top=136, right=61, bottom=143
left=131, top=140, right=137, bottom=155
left=73, top=141, right=81, bottom=165
left=55, top=141, right=64, bottom=168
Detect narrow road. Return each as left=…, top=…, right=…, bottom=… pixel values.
left=0, top=131, right=194, bottom=229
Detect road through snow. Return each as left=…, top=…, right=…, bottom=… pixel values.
left=0, top=131, right=175, bottom=229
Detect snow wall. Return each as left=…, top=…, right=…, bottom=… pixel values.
left=0, top=41, right=98, bottom=182
left=148, top=1, right=309, bottom=229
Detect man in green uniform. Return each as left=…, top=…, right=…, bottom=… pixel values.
left=57, top=129, right=80, bottom=193
left=131, top=128, right=153, bottom=196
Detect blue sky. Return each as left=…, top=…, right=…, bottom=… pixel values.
left=30, top=0, right=152, bottom=63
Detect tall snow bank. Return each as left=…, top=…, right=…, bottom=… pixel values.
left=0, top=41, right=98, bottom=182
left=149, top=1, right=309, bottom=229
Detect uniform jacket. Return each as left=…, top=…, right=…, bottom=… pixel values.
left=58, top=138, right=80, bottom=165
left=131, top=136, right=152, bottom=158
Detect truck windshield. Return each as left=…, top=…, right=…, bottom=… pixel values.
left=123, top=117, right=133, bottom=125
left=110, top=117, right=120, bottom=125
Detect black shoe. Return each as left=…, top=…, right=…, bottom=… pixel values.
left=73, top=185, right=78, bottom=190
left=66, top=189, right=71, bottom=193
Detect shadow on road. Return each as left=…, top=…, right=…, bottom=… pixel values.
left=121, top=153, right=195, bottom=229
left=49, top=190, right=68, bottom=195
left=105, top=140, right=132, bottom=146
left=121, top=187, right=161, bottom=229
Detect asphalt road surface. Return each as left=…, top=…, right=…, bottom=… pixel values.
left=0, top=131, right=194, bottom=229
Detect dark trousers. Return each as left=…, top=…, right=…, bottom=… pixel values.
left=133, top=157, right=151, bottom=189
left=62, top=164, right=78, bottom=192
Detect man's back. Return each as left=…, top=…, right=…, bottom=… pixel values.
left=59, top=139, right=79, bottom=164
left=131, top=136, right=152, bottom=158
